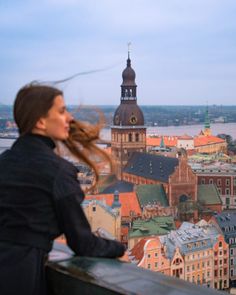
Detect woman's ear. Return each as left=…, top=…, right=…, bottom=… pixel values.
left=34, top=118, right=47, bottom=132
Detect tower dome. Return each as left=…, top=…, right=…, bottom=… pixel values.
left=121, top=56, right=136, bottom=86
left=113, top=103, right=144, bottom=126
left=113, top=50, right=144, bottom=127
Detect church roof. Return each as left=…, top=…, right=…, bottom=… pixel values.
left=135, top=184, right=168, bottom=207
left=124, top=152, right=179, bottom=182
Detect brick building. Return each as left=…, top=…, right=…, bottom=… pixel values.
left=192, top=163, right=236, bottom=209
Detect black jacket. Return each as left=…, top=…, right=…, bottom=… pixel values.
left=0, top=134, right=125, bottom=257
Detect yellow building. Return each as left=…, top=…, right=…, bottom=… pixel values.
left=82, top=198, right=121, bottom=241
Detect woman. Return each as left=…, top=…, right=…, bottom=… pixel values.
left=0, top=83, right=125, bottom=295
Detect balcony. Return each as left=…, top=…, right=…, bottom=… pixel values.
left=46, top=243, right=225, bottom=295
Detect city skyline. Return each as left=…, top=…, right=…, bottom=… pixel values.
left=1, top=0, right=236, bottom=105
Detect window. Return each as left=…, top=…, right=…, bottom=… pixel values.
left=218, top=188, right=222, bottom=194
left=155, top=252, right=158, bottom=257
left=217, top=179, right=222, bottom=186
left=226, top=179, right=230, bottom=186
left=187, top=266, right=190, bottom=272
left=192, top=265, right=195, bottom=270
left=224, top=268, right=227, bottom=275
left=135, top=133, right=139, bottom=142
left=201, top=178, right=205, bottom=184
left=224, top=258, right=227, bottom=264
left=231, top=269, right=234, bottom=277
left=92, top=206, right=96, bottom=212
left=230, top=249, right=234, bottom=255
left=234, top=178, right=236, bottom=186
left=231, top=259, right=234, bottom=266
left=219, top=241, right=222, bottom=248
left=147, top=254, right=151, bottom=258
left=155, top=262, right=158, bottom=268
left=128, top=133, right=132, bottom=142
left=209, top=178, right=213, bottom=184
left=148, top=264, right=151, bottom=269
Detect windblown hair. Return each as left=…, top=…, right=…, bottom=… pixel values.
left=14, top=83, right=113, bottom=191
left=65, top=118, right=113, bottom=191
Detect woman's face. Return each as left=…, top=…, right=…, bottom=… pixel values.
left=35, top=95, right=73, bottom=140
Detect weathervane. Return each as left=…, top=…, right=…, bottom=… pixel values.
left=127, top=42, right=131, bottom=58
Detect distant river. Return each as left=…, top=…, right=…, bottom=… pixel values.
left=1, top=122, right=236, bottom=154
left=101, top=122, right=236, bottom=140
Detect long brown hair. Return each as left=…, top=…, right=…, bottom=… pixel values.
left=14, top=83, right=113, bottom=190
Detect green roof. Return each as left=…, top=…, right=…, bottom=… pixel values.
left=135, top=184, right=168, bottom=207
left=129, top=216, right=175, bottom=238
left=197, top=184, right=222, bottom=205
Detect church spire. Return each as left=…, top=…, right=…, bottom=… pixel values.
left=121, top=43, right=137, bottom=100
left=204, top=105, right=211, bottom=136
left=127, top=42, right=131, bottom=66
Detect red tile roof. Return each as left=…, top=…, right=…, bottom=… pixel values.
left=85, top=192, right=142, bottom=217
left=194, top=135, right=225, bottom=147
left=130, top=238, right=148, bottom=263
left=146, top=136, right=178, bottom=147
left=147, top=135, right=225, bottom=148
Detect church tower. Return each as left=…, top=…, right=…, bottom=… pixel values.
left=203, top=105, right=211, bottom=136
left=111, top=48, right=146, bottom=179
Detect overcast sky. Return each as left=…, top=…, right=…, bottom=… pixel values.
left=1, top=0, right=236, bottom=105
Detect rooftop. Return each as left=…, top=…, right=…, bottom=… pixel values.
left=135, top=184, right=168, bottom=207
left=129, top=216, right=175, bottom=238
left=124, top=152, right=179, bottom=182
left=197, top=184, right=222, bottom=205
left=86, top=192, right=141, bottom=218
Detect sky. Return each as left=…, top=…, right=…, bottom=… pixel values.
left=1, top=0, right=236, bottom=105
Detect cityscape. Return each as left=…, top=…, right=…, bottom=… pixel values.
left=1, top=53, right=236, bottom=294
left=1, top=1, right=236, bottom=294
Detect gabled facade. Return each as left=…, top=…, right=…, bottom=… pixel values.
left=129, top=237, right=170, bottom=275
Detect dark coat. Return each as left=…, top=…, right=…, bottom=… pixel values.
left=0, top=134, right=125, bottom=294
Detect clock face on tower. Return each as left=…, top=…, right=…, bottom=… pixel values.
left=130, top=115, right=137, bottom=124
